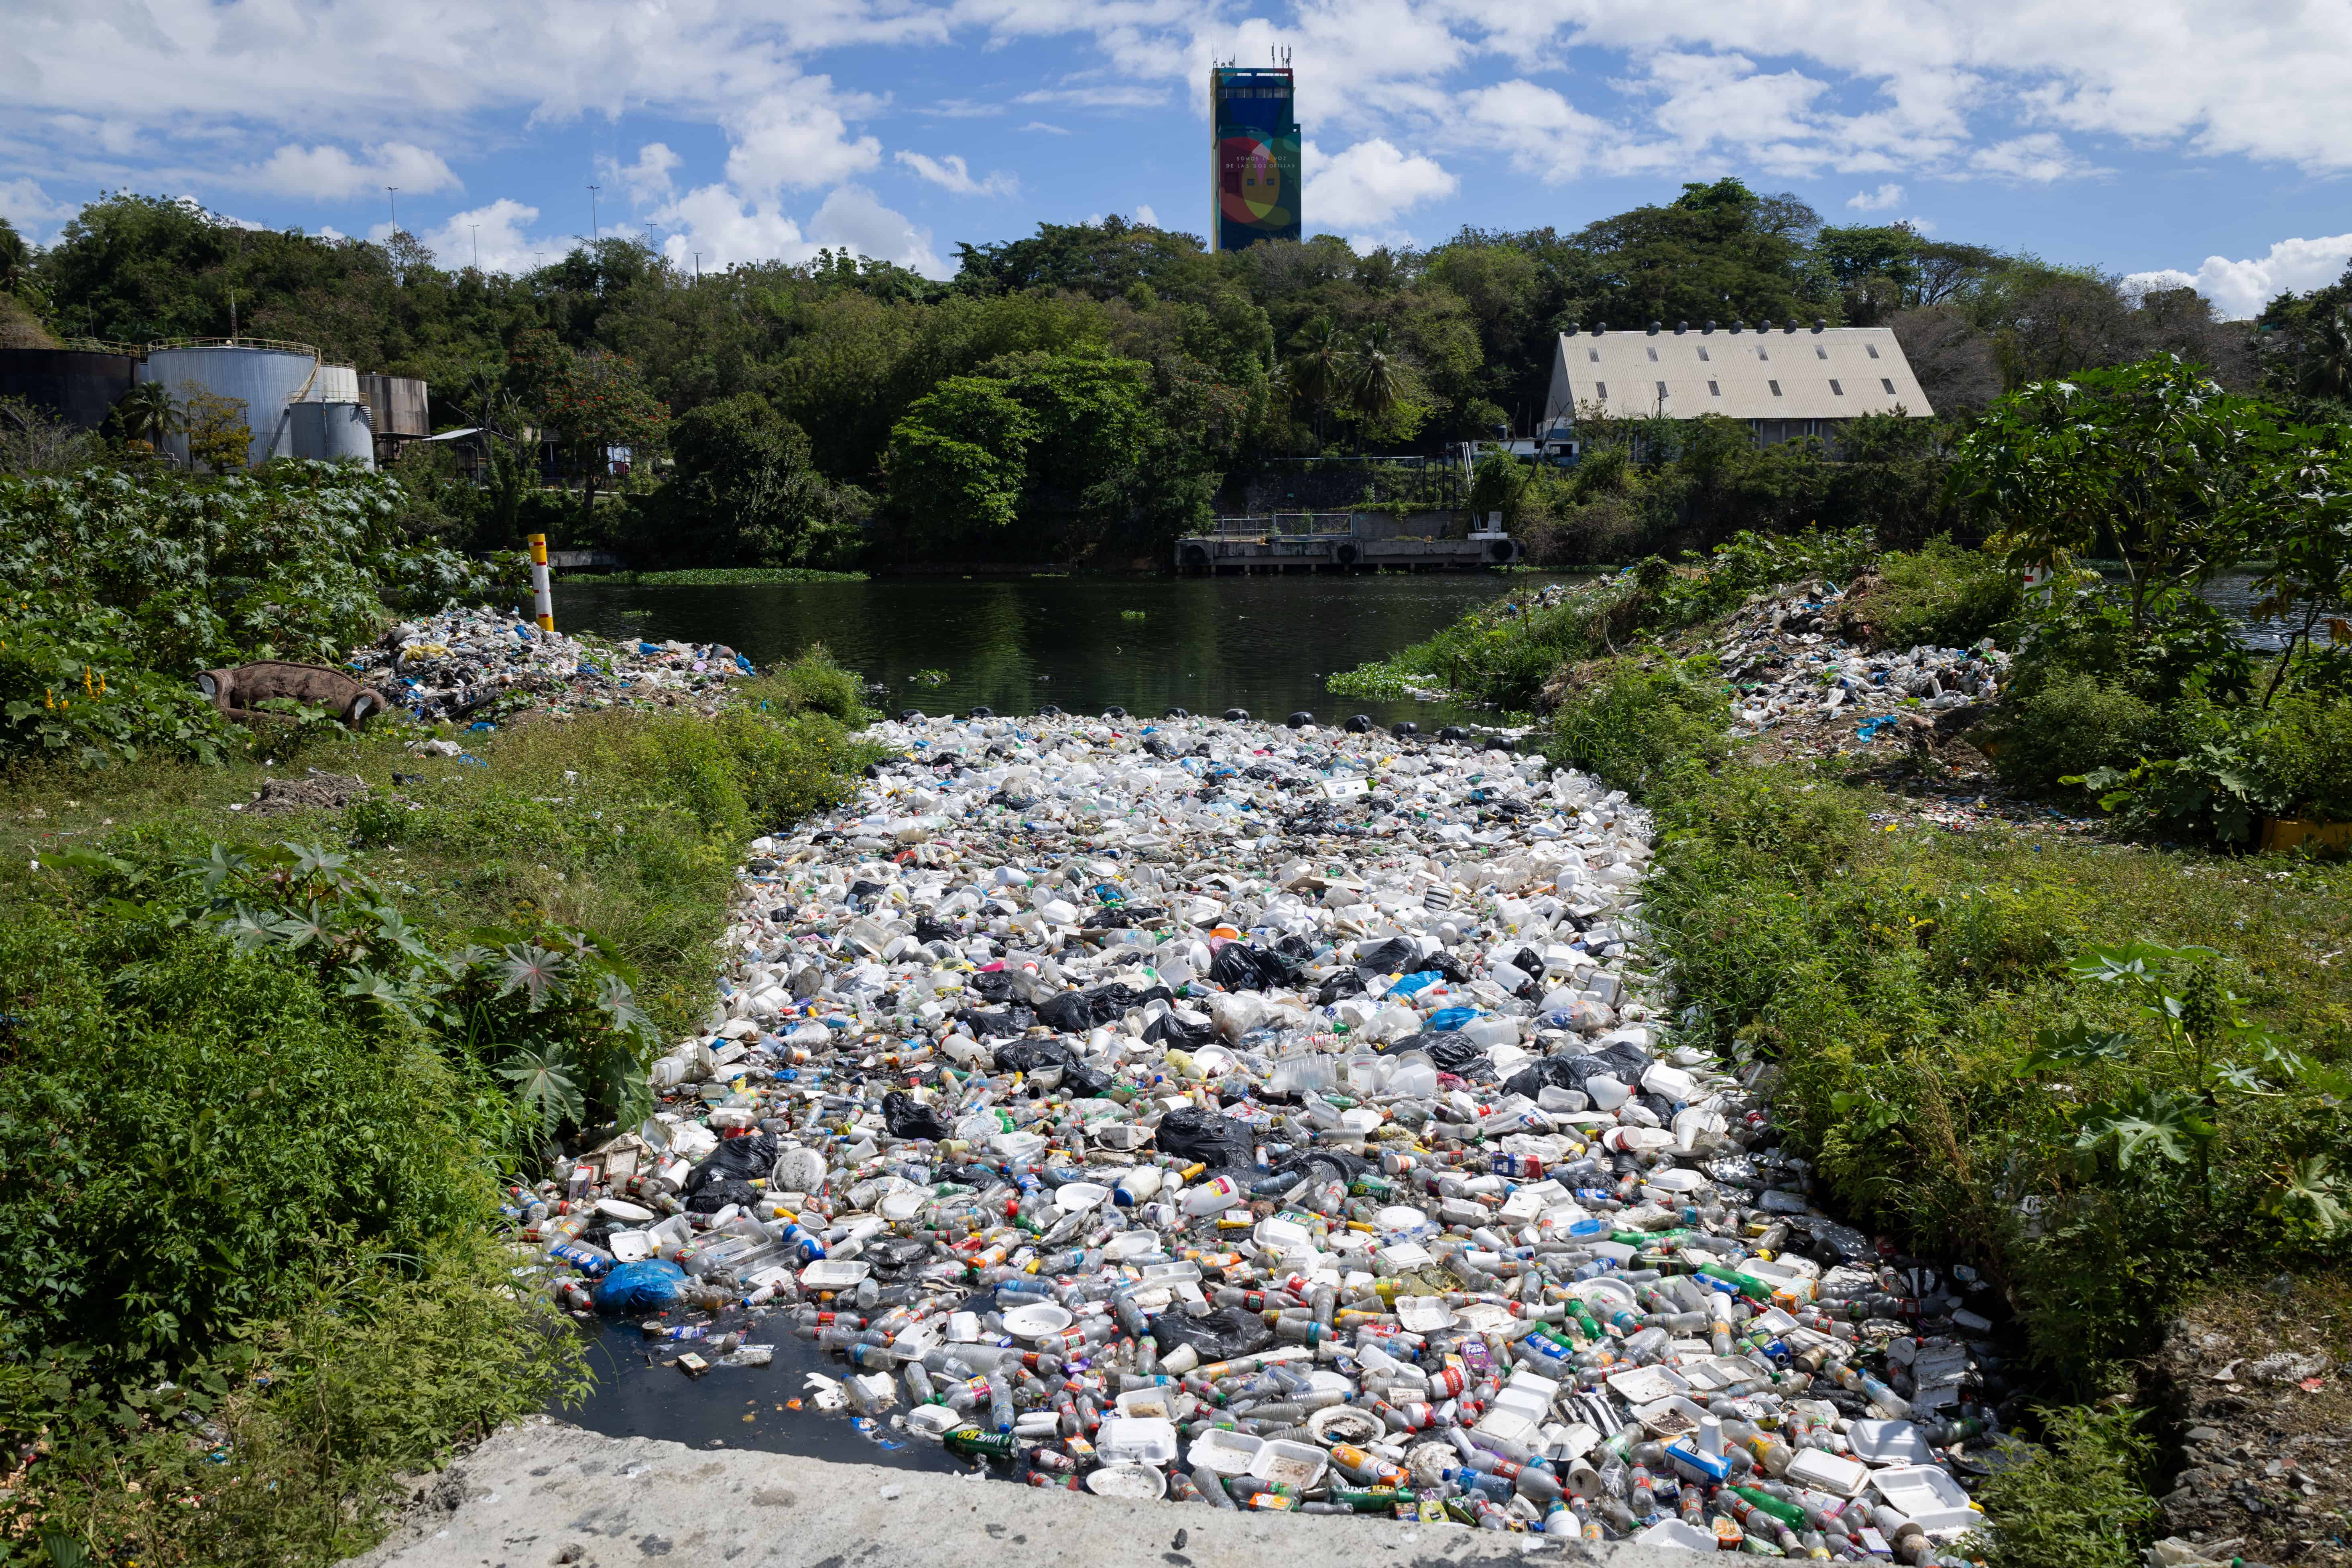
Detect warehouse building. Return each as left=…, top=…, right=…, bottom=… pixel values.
left=1541, top=321, right=1933, bottom=446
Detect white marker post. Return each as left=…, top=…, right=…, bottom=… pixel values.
left=527, top=533, right=555, bottom=633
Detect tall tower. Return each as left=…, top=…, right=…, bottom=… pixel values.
left=1210, top=61, right=1299, bottom=252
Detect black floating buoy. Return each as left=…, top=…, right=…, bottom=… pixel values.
left=1286, top=710, right=1313, bottom=729
left=1036, top=703, right=1062, bottom=717
left=1391, top=720, right=1419, bottom=738
left=1222, top=707, right=1250, bottom=722
left=1437, top=726, right=1469, bottom=744
left=899, top=709, right=925, bottom=722
left=1346, top=714, right=1373, bottom=733
left=1163, top=707, right=1190, bottom=719
left=968, top=706, right=994, bottom=719
left=1103, top=706, right=1128, bottom=720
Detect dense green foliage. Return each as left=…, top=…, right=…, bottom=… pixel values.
left=9, top=188, right=2316, bottom=567
left=0, top=652, right=870, bottom=1564
left=1964, top=1407, right=2157, bottom=1568
left=0, top=463, right=490, bottom=765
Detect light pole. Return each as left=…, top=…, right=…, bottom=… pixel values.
left=470, top=225, right=479, bottom=269
left=386, top=186, right=398, bottom=231
left=588, top=184, right=600, bottom=243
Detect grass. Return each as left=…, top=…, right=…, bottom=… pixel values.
left=0, top=651, right=873, bottom=1568
left=560, top=566, right=866, bottom=585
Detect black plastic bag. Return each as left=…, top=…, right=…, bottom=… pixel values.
left=1424, top=1033, right=1490, bottom=1074
left=968, top=970, right=1018, bottom=1004
left=962, top=1005, right=1033, bottom=1037
left=992, top=1037, right=1110, bottom=1098
left=913, top=914, right=959, bottom=946
left=1034, top=991, right=1093, bottom=1034
left=1143, top=1010, right=1218, bottom=1050
left=1354, top=935, right=1420, bottom=973
left=1152, top=1106, right=1256, bottom=1171
left=683, top=1130, right=777, bottom=1213
left=1151, top=1305, right=1273, bottom=1362
left=1314, top=970, right=1366, bottom=1006
left=882, top=1090, right=949, bottom=1141
left=1263, top=1148, right=1368, bottom=1190
left=1208, top=942, right=1278, bottom=992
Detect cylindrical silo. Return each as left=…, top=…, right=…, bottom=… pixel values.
left=290, top=401, right=376, bottom=468
left=0, top=348, right=141, bottom=431
left=309, top=364, right=361, bottom=403
left=138, top=342, right=317, bottom=468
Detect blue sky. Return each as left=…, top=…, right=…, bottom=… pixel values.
left=4, top=0, right=2350, bottom=317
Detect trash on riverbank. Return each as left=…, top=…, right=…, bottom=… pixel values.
left=347, top=607, right=753, bottom=726
left=512, top=713, right=2012, bottom=1558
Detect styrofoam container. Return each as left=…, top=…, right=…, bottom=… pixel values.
left=1115, top=1386, right=1179, bottom=1421
left=1254, top=1216, right=1313, bottom=1253
left=1188, top=1428, right=1262, bottom=1474
left=1251, top=1438, right=1329, bottom=1490
left=907, top=1404, right=968, bottom=1439
left=1634, top=1517, right=1720, bottom=1551
left=799, top=1259, right=870, bottom=1289
left=1868, top=1464, right=1982, bottom=1535
left=879, top=1189, right=926, bottom=1222
left=1087, top=1463, right=1167, bottom=1500
left=1002, top=1301, right=1075, bottom=1340
left=1097, top=1415, right=1179, bottom=1466
left=1055, top=1181, right=1111, bottom=1213
left=1309, top=1404, right=1385, bottom=1446
left=606, top=1229, right=656, bottom=1263
left=596, top=1197, right=656, bottom=1223
left=1848, top=1420, right=1938, bottom=1467
left=1785, top=1446, right=1872, bottom=1498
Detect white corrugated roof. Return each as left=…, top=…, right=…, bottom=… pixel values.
left=1544, top=325, right=1933, bottom=422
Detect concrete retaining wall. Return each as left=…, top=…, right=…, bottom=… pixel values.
left=341, top=1418, right=1695, bottom=1568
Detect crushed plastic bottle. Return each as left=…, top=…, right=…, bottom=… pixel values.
left=515, top=712, right=2006, bottom=1558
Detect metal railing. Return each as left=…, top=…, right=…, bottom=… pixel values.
left=143, top=336, right=322, bottom=358
left=1204, top=512, right=1358, bottom=539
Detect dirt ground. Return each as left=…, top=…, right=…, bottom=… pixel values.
left=2155, top=1274, right=2352, bottom=1566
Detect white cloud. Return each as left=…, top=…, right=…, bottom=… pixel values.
left=722, top=87, right=884, bottom=196
left=2124, top=232, right=2352, bottom=319
left=413, top=198, right=569, bottom=274
left=0, top=176, right=69, bottom=240
left=1015, top=85, right=1170, bottom=109
left=808, top=184, right=948, bottom=278
left=651, top=184, right=814, bottom=271
left=1305, top=138, right=1456, bottom=230
left=252, top=142, right=459, bottom=201
left=1018, top=122, right=1072, bottom=135
left=604, top=142, right=682, bottom=207
left=894, top=150, right=1017, bottom=197
left=1134, top=203, right=1159, bottom=228
left=1968, top=133, right=2098, bottom=182
left=1848, top=183, right=1905, bottom=211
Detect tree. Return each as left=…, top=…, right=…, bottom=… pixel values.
left=538, top=346, right=668, bottom=529
left=1345, top=323, right=1403, bottom=433
left=178, top=381, right=251, bottom=472
left=1289, top=318, right=1350, bottom=445
left=111, top=382, right=179, bottom=453
left=884, top=377, right=1036, bottom=543
left=657, top=393, right=866, bottom=567
left=1951, top=356, right=2270, bottom=628
left=2240, top=422, right=2352, bottom=705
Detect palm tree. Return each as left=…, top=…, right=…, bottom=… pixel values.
left=1344, top=323, right=1401, bottom=448
left=2303, top=306, right=2352, bottom=406
left=113, top=382, right=180, bottom=454
left=1289, top=319, right=1351, bottom=447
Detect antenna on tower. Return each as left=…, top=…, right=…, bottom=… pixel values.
left=1283, top=45, right=1292, bottom=65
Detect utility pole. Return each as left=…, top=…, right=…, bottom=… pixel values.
left=470, top=225, right=479, bottom=269
left=588, top=185, right=600, bottom=243
left=693, top=251, right=701, bottom=282
left=386, top=186, right=398, bottom=230
left=229, top=286, right=237, bottom=341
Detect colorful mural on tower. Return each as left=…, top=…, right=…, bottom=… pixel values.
left=1210, top=67, right=1300, bottom=252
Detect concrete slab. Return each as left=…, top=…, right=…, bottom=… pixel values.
left=340, top=1418, right=1697, bottom=1568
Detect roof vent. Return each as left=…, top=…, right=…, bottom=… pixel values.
left=1563, top=325, right=1579, bottom=336
left=1760, top=319, right=1773, bottom=330
left=1647, top=321, right=1661, bottom=334
left=1703, top=320, right=1716, bottom=333
left=1813, top=319, right=1826, bottom=331
left=1594, top=321, right=1607, bottom=335
left=1730, top=321, right=1744, bottom=333
left=1675, top=321, right=1688, bottom=334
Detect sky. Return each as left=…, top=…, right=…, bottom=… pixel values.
left=4, top=0, right=2351, bottom=319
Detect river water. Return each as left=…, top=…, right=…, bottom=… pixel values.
left=556, top=574, right=1525, bottom=730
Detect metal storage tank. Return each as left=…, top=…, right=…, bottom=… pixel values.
left=309, top=363, right=361, bottom=403
left=359, top=373, right=429, bottom=437
left=290, top=401, right=376, bottom=468
left=139, top=340, right=319, bottom=468
left=0, top=348, right=139, bottom=431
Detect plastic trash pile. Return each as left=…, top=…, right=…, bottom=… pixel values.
left=1711, top=586, right=2007, bottom=739
left=348, top=607, right=753, bottom=724
left=514, top=714, right=2011, bottom=1560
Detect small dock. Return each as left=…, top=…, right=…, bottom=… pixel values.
left=1174, top=512, right=1520, bottom=573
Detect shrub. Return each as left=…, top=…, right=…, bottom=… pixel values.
left=1985, top=670, right=2167, bottom=794
left=1963, top=1406, right=2156, bottom=1568
left=1541, top=655, right=1728, bottom=799
left=1836, top=535, right=2021, bottom=650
